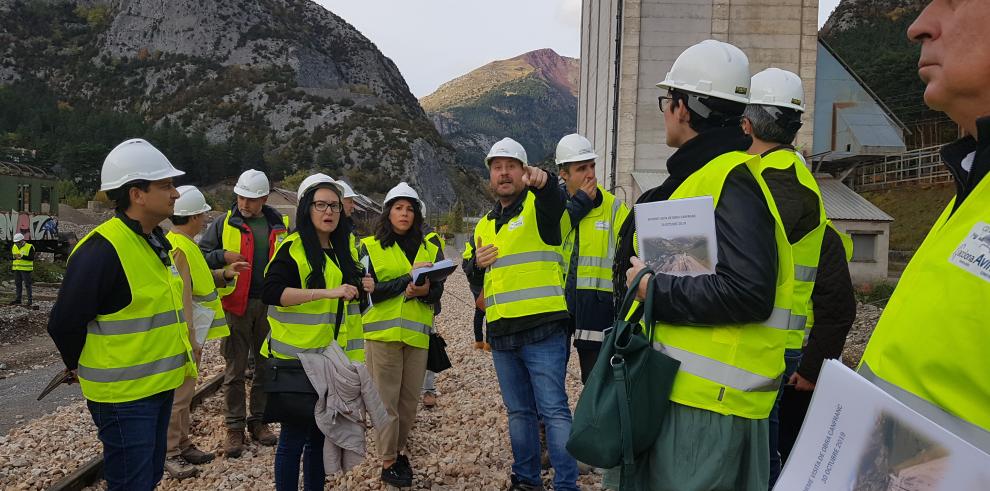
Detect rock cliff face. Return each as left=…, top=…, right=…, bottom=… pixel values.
left=0, top=0, right=486, bottom=210
left=421, top=49, right=579, bottom=169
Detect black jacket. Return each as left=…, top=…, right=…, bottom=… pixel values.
left=613, top=127, right=779, bottom=324
left=563, top=187, right=616, bottom=350
left=799, top=226, right=857, bottom=382
left=198, top=204, right=286, bottom=269
left=942, top=116, right=990, bottom=212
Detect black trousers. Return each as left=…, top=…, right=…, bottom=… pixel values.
left=13, top=270, right=32, bottom=303
left=576, top=347, right=599, bottom=384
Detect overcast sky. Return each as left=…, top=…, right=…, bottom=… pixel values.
left=317, top=0, right=843, bottom=99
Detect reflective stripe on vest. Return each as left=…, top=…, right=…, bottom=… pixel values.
left=561, top=187, right=628, bottom=293
left=475, top=191, right=568, bottom=322
left=262, top=233, right=347, bottom=359
left=168, top=231, right=230, bottom=340
left=643, top=151, right=792, bottom=419
left=360, top=236, right=437, bottom=349
left=73, top=218, right=193, bottom=403
left=859, top=174, right=990, bottom=446
left=575, top=329, right=604, bottom=342
left=11, top=243, right=33, bottom=271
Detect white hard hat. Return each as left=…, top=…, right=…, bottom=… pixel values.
left=555, top=134, right=598, bottom=166
left=100, top=139, right=185, bottom=191
left=749, top=68, right=805, bottom=112
left=13, top=233, right=24, bottom=242
left=296, top=173, right=343, bottom=201
left=485, top=138, right=528, bottom=167
left=335, top=179, right=358, bottom=198
left=656, top=40, right=751, bottom=104
left=384, top=182, right=422, bottom=212
left=172, top=186, right=213, bottom=216
left=234, top=169, right=270, bottom=198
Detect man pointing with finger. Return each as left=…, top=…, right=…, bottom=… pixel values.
left=469, top=137, right=578, bottom=491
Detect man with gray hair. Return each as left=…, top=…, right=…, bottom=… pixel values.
left=741, top=68, right=856, bottom=487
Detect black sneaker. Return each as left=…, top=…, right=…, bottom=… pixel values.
left=507, top=475, right=543, bottom=491
left=395, top=454, right=413, bottom=480
left=381, top=464, right=412, bottom=488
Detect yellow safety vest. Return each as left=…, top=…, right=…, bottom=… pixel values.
left=11, top=243, right=33, bottom=271
left=859, top=174, right=990, bottom=453
left=262, top=233, right=359, bottom=360
left=167, top=232, right=230, bottom=340
left=73, top=218, right=194, bottom=403
left=474, top=192, right=568, bottom=322
left=344, top=230, right=364, bottom=362
left=640, top=151, right=793, bottom=419
left=561, top=186, right=630, bottom=293
left=805, top=221, right=853, bottom=334
left=748, top=150, right=826, bottom=348
left=360, top=236, right=439, bottom=349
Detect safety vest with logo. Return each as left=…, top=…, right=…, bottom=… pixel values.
left=360, top=236, right=439, bottom=349
left=262, top=233, right=361, bottom=360
left=859, top=174, right=990, bottom=454
left=638, top=151, right=793, bottom=419
left=11, top=243, right=33, bottom=271
left=73, top=218, right=194, bottom=403
left=220, top=209, right=288, bottom=317
left=475, top=192, right=568, bottom=323
left=748, top=150, right=827, bottom=348
left=167, top=232, right=230, bottom=340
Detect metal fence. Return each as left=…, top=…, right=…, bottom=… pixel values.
left=852, top=145, right=952, bottom=191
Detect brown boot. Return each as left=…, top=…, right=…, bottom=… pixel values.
left=483, top=342, right=491, bottom=352
left=224, top=428, right=245, bottom=458
left=423, top=392, right=437, bottom=408
left=249, top=421, right=278, bottom=446
left=473, top=341, right=484, bottom=350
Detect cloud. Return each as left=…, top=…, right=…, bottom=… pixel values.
left=557, top=0, right=581, bottom=28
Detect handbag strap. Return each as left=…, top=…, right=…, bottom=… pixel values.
left=618, top=268, right=654, bottom=325
left=612, top=355, right=636, bottom=488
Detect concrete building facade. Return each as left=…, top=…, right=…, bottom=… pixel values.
left=579, top=0, right=819, bottom=203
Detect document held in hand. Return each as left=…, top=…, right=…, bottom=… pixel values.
left=410, top=259, right=456, bottom=286
left=634, top=196, right=717, bottom=277
left=774, top=360, right=990, bottom=491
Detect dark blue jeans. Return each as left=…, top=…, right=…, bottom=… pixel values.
left=274, top=420, right=325, bottom=491
left=87, top=390, right=174, bottom=491
left=491, top=328, right=578, bottom=491
left=769, top=348, right=803, bottom=487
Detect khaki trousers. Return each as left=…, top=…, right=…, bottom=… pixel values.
left=166, top=349, right=202, bottom=457
left=222, top=299, right=270, bottom=429
left=365, top=340, right=428, bottom=461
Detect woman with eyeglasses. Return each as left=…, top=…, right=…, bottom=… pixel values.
left=358, top=182, right=445, bottom=488
left=261, top=173, right=361, bottom=490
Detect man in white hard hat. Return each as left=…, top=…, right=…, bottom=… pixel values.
left=741, top=68, right=856, bottom=487
left=198, top=169, right=287, bottom=457
left=615, top=40, right=789, bottom=489
left=9, top=232, right=34, bottom=306
left=555, top=133, right=629, bottom=384
left=336, top=178, right=358, bottom=218
left=856, top=0, right=990, bottom=460
left=468, top=137, right=578, bottom=491
left=47, top=138, right=197, bottom=490
left=164, top=186, right=248, bottom=479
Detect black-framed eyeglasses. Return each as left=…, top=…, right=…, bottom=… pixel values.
left=311, top=201, right=342, bottom=213
left=658, top=95, right=673, bottom=113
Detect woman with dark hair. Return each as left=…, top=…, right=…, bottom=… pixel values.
left=359, top=182, right=445, bottom=488
left=261, top=173, right=360, bottom=490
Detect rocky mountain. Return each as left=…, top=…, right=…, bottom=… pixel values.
left=420, top=49, right=579, bottom=169
left=820, top=0, right=951, bottom=142
left=0, top=0, right=486, bottom=211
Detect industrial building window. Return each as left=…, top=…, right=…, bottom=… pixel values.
left=17, top=184, right=31, bottom=212
left=851, top=233, right=877, bottom=262
left=41, top=186, right=52, bottom=214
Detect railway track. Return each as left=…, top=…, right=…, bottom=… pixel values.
left=45, top=374, right=224, bottom=491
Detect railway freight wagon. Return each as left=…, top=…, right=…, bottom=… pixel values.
left=0, top=160, right=75, bottom=258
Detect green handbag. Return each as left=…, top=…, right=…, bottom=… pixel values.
left=566, top=268, right=681, bottom=489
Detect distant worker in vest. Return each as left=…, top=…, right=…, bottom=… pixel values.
left=358, top=182, right=445, bottom=488
left=261, top=174, right=361, bottom=490
left=858, top=1, right=990, bottom=457
left=199, top=168, right=288, bottom=457
left=164, top=185, right=249, bottom=479
left=335, top=178, right=366, bottom=363
left=460, top=239, right=489, bottom=351
left=9, top=233, right=34, bottom=306
left=614, top=40, right=788, bottom=490
left=467, top=138, right=578, bottom=491
left=741, top=68, right=858, bottom=487
left=47, top=139, right=197, bottom=490
left=555, top=133, right=630, bottom=383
